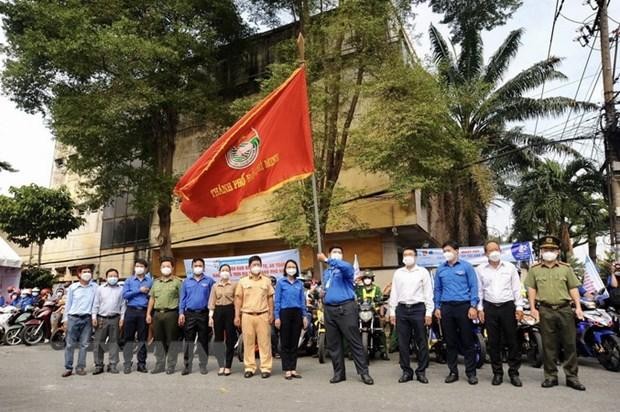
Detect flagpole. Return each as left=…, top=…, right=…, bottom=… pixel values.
left=297, top=32, right=324, bottom=278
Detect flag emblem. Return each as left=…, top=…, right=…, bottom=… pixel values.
left=226, top=129, right=260, bottom=170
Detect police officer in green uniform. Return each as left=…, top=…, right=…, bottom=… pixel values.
left=524, top=236, right=585, bottom=391
left=355, top=270, right=389, bottom=360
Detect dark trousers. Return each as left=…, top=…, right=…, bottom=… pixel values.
left=324, top=300, right=368, bottom=377
left=441, top=301, right=476, bottom=377
left=183, top=310, right=210, bottom=369
left=280, top=308, right=303, bottom=371
left=153, top=310, right=181, bottom=369
left=396, top=303, right=429, bottom=376
left=213, top=304, right=237, bottom=369
left=123, top=308, right=147, bottom=367
left=484, top=301, right=520, bottom=377
left=94, top=315, right=120, bottom=367
left=539, top=305, right=578, bottom=381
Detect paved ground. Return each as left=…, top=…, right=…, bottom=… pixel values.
left=0, top=344, right=618, bottom=412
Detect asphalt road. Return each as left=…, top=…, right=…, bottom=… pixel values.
left=0, top=344, right=618, bottom=412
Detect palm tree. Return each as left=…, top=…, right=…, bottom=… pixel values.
left=427, top=25, right=595, bottom=245
left=508, top=158, right=607, bottom=259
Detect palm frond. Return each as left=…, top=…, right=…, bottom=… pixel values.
left=429, top=24, right=461, bottom=84
left=457, top=26, right=483, bottom=82
left=489, top=97, right=597, bottom=123
left=491, top=57, right=567, bottom=102
left=483, top=29, right=523, bottom=86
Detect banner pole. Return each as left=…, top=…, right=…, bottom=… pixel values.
left=312, top=172, right=324, bottom=278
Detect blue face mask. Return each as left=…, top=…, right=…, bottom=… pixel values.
left=107, top=277, right=119, bottom=286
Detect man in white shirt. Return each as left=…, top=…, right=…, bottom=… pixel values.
left=389, top=248, right=434, bottom=384
left=476, top=241, right=524, bottom=387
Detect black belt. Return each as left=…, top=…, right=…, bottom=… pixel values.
left=97, top=314, right=120, bottom=319
left=185, top=309, right=208, bottom=314
left=539, top=301, right=571, bottom=310
left=69, top=314, right=90, bottom=319
left=242, top=310, right=268, bottom=316
left=155, top=308, right=178, bottom=313
left=325, top=299, right=354, bottom=307
left=483, top=300, right=514, bottom=308
left=441, top=301, right=469, bottom=306
left=127, top=306, right=146, bottom=311
left=398, top=302, right=424, bottom=308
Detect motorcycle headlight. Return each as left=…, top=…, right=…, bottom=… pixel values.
left=359, top=311, right=373, bottom=322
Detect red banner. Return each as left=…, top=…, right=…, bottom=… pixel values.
left=175, top=66, right=314, bottom=221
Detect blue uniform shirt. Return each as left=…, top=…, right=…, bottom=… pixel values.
left=17, top=295, right=35, bottom=310
left=323, top=259, right=356, bottom=305
left=63, top=281, right=98, bottom=322
left=123, top=275, right=153, bottom=309
left=274, top=277, right=308, bottom=320
left=433, top=259, right=479, bottom=309
left=179, top=275, right=215, bottom=314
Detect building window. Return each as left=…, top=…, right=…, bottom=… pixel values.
left=100, top=193, right=150, bottom=249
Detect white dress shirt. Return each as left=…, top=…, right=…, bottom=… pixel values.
left=388, top=265, right=434, bottom=317
left=476, top=260, right=524, bottom=311
left=91, top=283, right=127, bottom=320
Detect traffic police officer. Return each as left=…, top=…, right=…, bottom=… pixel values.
left=525, top=236, right=585, bottom=391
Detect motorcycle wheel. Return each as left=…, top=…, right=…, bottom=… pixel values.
left=318, top=332, right=326, bottom=364
left=23, top=324, right=44, bottom=346
left=361, top=331, right=370, bottom=363
left=50, top=330, right=66, bottom=350
left=598, top=335, right=620, bottom=372
left=475, top=332, right=486, bottom=369
left=527, top=330, right=543, bottom=368
left=237, top=336, right=244, bottom=363
left=3, top=326, right=23, bottom=346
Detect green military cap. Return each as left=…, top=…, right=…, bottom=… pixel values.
left=362, top=269, right=375, bottom=279
left=540, top=235, right=561, bottom=249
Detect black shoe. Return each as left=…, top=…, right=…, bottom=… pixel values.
left=92, top=367, right=104, bottom=376
left=567, top=380, right=586, bottom=391
left=137, top=365, right=148, bottom=373
left=166, top=368, right=175, bottom=375
left=123, top=366, right=132, bottom=374
left=510, top=376, right=522, bottom=387
left=398, top=373, right=413, bottom=383
left=416, top=374, right=429, bottom=384
left=468, top=376, right=478, bottom=385
left=541, top=379, right=559, bottom=388
left=330, top=375, right=346, bottom=384
left=151, top=367, right=165, bottom=374
left=106, top=365, right=111, bottom=372
left=261, top=372, right=271, bottom=379
left=244, top=371, right=254, bottom=378
left=181, top=368, right=191, bottom=376
left=445, top=373, right=459, bottom=383
left=200, top=366, right=208, bottom=375
left=492, top=375, right=503, bottom=386
left=361, top=374, right=374, bottom=385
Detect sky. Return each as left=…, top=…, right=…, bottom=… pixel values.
left=0, top=1, right=618, bottom=245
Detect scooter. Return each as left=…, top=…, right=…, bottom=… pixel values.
left=3, top=305, right=35, bottom=345
left=517, top=303, right=543, bottom=368
left=315, top=303, right=327, bottom=363
left=358, top=299, right=388, bottom=361
left=22, top=301, right=57, bottom=345
left=0, top=305, right=19, bottom=343
left=576, top=298, right=620, bottom=372
left=429, top=315, right=486, bottom=369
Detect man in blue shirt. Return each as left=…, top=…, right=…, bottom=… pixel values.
left=179, top=258, right=214, bottom=375
left=122, top=258, right=153, bottom=374
left=319, top=246, right=374, bottom=385
left=433, top=240, right=479, bottom=385
left=62, top=265, right=97, bottom=377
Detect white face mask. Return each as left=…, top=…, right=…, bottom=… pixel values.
left=220, top=271, right=230, bottom=280
left=363, top=278, right=372, bottom=286
left=107, top=277, right=119, bottom=286
left=32, top=292, right=39, bottom=296
left=160, top=267, right=172, bottom=276
left=330, top=252, right=343, bottom=261
left=134, top=267, right=145, bottom=276
left=542, top=251, right=558, bottom=262
left=193, top=267, right=204, bottom=276
left=80, top=272, right=92, bottom=282
left=250, top=266, right=261, bottom=275
left=286, top=268, right=297, bottom=277
left=443, top=251, right=456, bottom=262
left=403, top=256, right=415, bottom=267
left=488, top=251, right=501, bottom=262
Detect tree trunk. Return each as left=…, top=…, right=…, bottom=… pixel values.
left=37, top=241, right=43, bottom=266
left=587, top=231, right=597, bottom=262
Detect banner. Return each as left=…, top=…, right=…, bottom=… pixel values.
left=583, top=255, right=609, bottom=299
left=416, top=242, right=533, bottom=268
left=175, top=66, right=314, bottom=221
left=183, top=249, right=300, bottom=282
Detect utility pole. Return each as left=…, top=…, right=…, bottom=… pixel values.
left=598, top=0, right=620, bottom=257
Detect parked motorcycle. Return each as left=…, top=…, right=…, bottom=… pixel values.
left=3, top=305, right=35, bottom=345
left=22, top=301, right=58, bottom=346
left=429, top=316, right=486, bottom=368
left=315, top=303, right=327, bottom=363
left=0, top=305, right=19, bottom=343
left=358, top=299, right=387, bottom=361
left=576, top=298, right=620, bottom=372
left=515, top=304, right=543, bottom=368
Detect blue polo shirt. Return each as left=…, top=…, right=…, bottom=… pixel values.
left=274, top=277, right=308, bottom=319
left=179, top=274, right=215, bottom=314
left=122, top=275, right=153, bottom=309
left=433, top=259, right=479, bottom=309
left=323, top=259, right=356, bottom=305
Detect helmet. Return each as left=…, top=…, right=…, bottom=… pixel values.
left=362, top=270, right=375, bottom=280
left=32, top=287, right=40, bottom=293
left=41, top=288, right=52, bottom=296
left=7, top=287, right=15, bottom=293
left=23, top=288, right=32, bottom=295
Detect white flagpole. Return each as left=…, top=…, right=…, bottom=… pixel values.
left=311, top=173, right=324, bottom=278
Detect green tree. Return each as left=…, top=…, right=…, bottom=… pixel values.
left=0, top=1, right=245, bottom=257
left=20, top=265, right=54, bottom=289
left=0, top=184, right=85, bottom=265
left=414, top=0, right=523, bottom=43
left=508, top=159, right=607, bottom=260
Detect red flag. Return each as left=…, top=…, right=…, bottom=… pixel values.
left=175, top=66, right=314, bottom=221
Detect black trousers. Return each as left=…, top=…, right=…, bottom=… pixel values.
left=484, top=301, right=520, bottom=376
left=153, top=310, right=181, bottom=369
left=441, top=301, right=476, bottom=377
left=396, top=303, right=429, bottom=376
left=324, top=300, right=368, bottom=377
left=280, top=308, right=303, bottom=371
left=213, top=304, right=237, bottom=369
left=183, top=310, right=210, bottom=368
left=123, top=308, right=147, bottom=367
